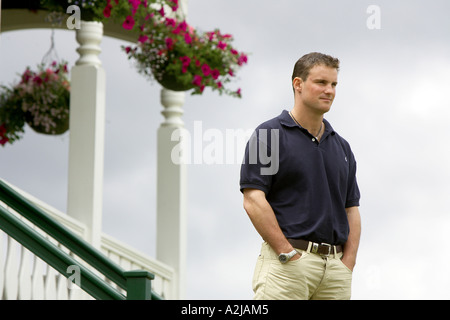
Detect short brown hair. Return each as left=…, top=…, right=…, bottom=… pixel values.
left=292, top=52, right=340, bottom=86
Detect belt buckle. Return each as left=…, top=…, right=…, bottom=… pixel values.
left=320, top=243, right=332, bottom=256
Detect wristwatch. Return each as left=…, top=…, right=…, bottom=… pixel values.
left=278, top=249, right=298, bottom=263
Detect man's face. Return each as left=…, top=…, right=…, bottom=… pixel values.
left=296, top=65, right=338, bottom=114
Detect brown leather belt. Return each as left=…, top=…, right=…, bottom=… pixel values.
left=288, top=238, right=342, bottom=256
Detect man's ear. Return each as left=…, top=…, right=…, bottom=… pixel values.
left=293, top=77, right=303, bottom=93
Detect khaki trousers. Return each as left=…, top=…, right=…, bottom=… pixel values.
left=252, top=242, right=352, bottom=300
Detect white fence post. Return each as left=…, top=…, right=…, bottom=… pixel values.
left=156, top=89, right=187, bottom=299
left=66, top=21, right=106, bottom=248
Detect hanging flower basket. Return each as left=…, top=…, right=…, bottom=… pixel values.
left=39, top=0, right=248, bottom=96
left=0, top=61, right=70, bottom=146
left=153, top=67, right=195, bottom=92
left=123, top=12, right=248, bottom=97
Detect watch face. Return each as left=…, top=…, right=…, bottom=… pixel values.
left=279, top=254, right=287, bottom=263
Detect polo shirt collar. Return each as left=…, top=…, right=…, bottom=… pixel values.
left=279, top=109, right=336, bottom=135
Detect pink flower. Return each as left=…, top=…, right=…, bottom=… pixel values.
left=170, top=0, right=179, bottom=11
left=138, top=35, right=148, bottom=43
left=184, top=33, right=192, bottom=44
left=207, top=32, right=215, bottom=41
left=122, top=15, right=135, bottom=30
left=180, top=56, right=191, bottom=73
left=192, top=75, right=202, bottom=86
left=238, top=54, right=248, bottom=65
left=230, top=49, right=238, bottom=55
left=201, top=64, right=211, bottom=76
left=159, top=7, right=165, bottom=16
left=180, top=56, right=191, bottom=66
left=124, top=46, right=132, bottom=54
left=216, top=81, right=222, bottom=89
left=0, top=124, right=7, bottom=136
left=228, top=69, right=234, bottom=76
left=211, top=69, right=220, bottom=80
left=165, top=17, right=177, bottom=28
left=236, top=88, right=241, bottom=97
left=178, top=20, right=188, bottom=32
left=21, top=69, right=32, bottom=83
left=33, top=76, right=43, bottom=85
left=217, top=41, right=227, bottom=50
left=165, top=37, right=174, bottom=50
left=172, top=27, right=181, bottom=35
left=128, top=0, right=140, bottom=15
left=0, top=124, right=9, bottom=145
left=103, top=4, right=112, bottom=18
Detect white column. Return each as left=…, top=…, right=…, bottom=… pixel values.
left=156, top=89, right=187, bottom=299
left=67, top=21, right=106, bottom=248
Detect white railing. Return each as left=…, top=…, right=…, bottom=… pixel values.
left=0, top=182, right=174, bottom=300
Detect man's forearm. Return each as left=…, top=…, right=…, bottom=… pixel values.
left=342, top=206, right=361, bottom=270
left=243, top=189, right=297, bottom=256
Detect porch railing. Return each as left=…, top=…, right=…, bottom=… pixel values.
left=0, top=179, right=162, bottom=300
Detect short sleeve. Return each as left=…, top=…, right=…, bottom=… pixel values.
left=345, top=150, right=360, bottom=208
left=239, top=130, right=274, bottom=195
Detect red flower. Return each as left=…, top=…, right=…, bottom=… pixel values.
left=237, top=54, right=248, bottom=65
left=0, top=124, right=8, bottom=146
left=201, top=64, right=211, bottom=76
left=211, top=69, right=220, bottom=80
left=138, top=35, right=148, bottom=43
left=165, top=37, right=174, bottom=50
left=184, top=33, right=192, bottom=44
left=165, top=17, right=177, bottom=28
left=217, top=41, right=227, bottom=50
left=103, top=4, right=112, bottom=17
left=128, top=0, right=140, bottom=15
left=170, top=0, right=179, bottom=11
left=180, top=56, right=191, bottom=66
left=180, top=56, right=191, bottom=73
left=123, top=15, right=135, bottom=30
left=0, top=124, right=7, bottom=136
left=33, top=76, right=43, bottom=85
left=178, top=20, right=188, bottom=32
left=192, top=75, right=202, bottom=86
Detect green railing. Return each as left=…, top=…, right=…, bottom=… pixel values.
left=0, top=179, right=161, bottom=300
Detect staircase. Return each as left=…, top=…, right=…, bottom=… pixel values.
left=0, top=178, right=174, bottom=299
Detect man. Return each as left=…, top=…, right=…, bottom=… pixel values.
left=240, top=52, right=361, bottom=300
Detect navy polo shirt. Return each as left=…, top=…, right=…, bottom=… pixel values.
left=240, top=110, right=360, bottom=245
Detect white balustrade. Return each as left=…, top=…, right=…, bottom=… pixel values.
left=157, top=89, right=187, bottom=299
left=67, top=20, right=106, bottom=249
left=0, top=182, right=174, bottom=300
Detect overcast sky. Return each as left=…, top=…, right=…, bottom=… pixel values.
left=2, top=0, right=450, bottom=299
